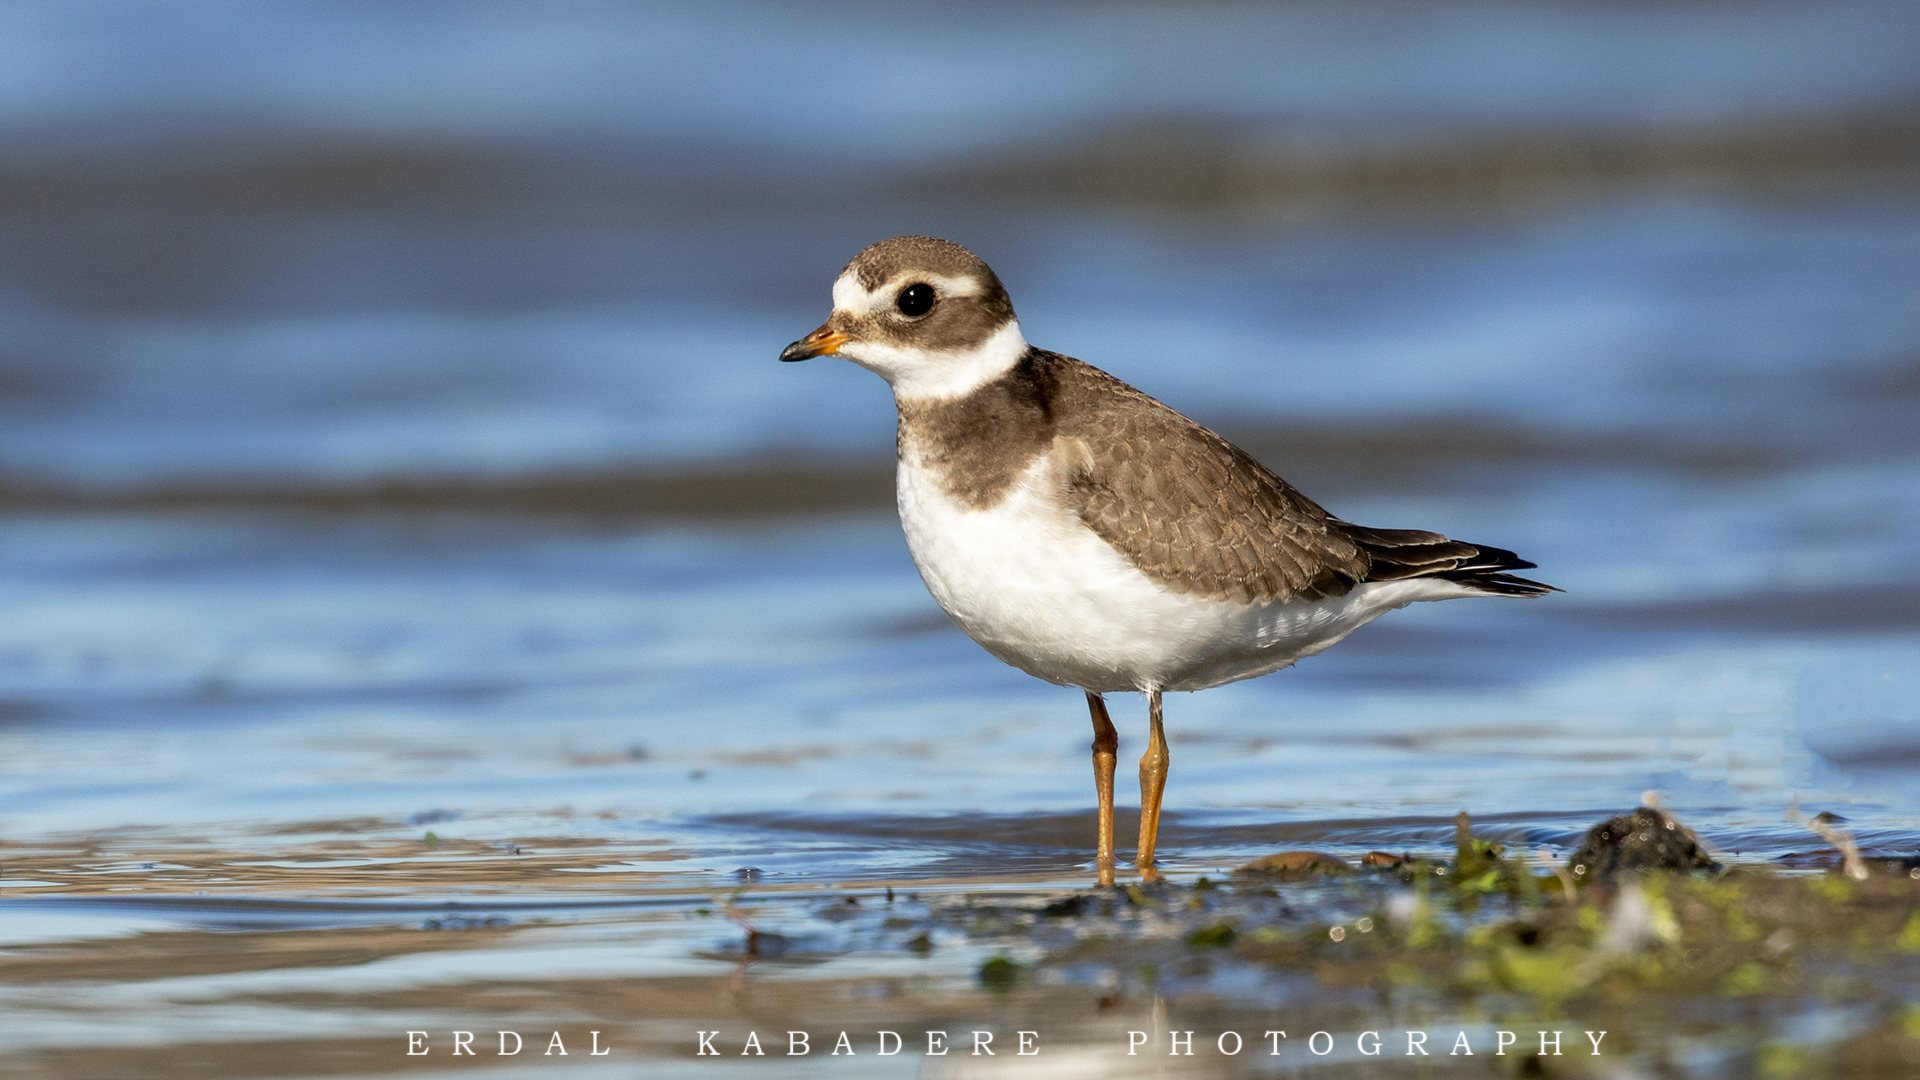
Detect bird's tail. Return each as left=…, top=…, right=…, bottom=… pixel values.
left=1340, top=524, right=1559, bottom=597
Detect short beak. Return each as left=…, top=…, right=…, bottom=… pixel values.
left=780, top=324, right=848, bottom=363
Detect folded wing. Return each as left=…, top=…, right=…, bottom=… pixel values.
left=1054, top=357, right=1554, bottom=603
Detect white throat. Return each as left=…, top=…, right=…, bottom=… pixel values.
left=844, top=320, right=1030, bottom=403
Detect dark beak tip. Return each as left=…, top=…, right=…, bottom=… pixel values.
left=779, top=340, right=814, bottom=363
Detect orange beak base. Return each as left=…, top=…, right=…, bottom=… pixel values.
left=780, top=324, right=848, bottom=362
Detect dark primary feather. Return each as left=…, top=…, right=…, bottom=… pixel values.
left=1336, top=525, right=1558, bottom=598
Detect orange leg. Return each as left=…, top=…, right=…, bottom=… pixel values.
left=1086, top=691, right=1118, bottom=887
left=1136, top=690, right=1168, bottom=881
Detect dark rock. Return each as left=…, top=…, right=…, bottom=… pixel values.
left=1568, top=807, right=1718, bottom=879
left=743, top=930, right=792, bottom=957
left=1041, top=895, right=1088, bottom=918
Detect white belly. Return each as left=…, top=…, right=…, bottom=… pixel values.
left=896, top=452, right=1476, bottom=693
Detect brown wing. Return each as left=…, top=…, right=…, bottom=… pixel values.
left=1047, top=356, right=1557, bottom=603
left=1051, top=359, right=1368, bottom=605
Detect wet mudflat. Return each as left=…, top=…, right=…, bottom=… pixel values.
left=5, top=1, right=1920, bottom=1077
left=7, top=815, right=1920, bottom=1078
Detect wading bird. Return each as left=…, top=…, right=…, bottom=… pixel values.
left=782, top=236, right=1553, bottom=884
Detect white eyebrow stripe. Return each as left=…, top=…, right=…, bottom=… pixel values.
left=831, top=271, right=983, bottom=317
left=831, top=271, right=872, bottom=314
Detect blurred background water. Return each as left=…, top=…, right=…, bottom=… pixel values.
left=2, top=2, right=1919, bottom=1074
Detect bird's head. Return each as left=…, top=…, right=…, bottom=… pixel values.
left=780, top=236, right=1028, bottom=401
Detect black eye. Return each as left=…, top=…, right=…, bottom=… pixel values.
left=896, top=283, right=935, bottom=317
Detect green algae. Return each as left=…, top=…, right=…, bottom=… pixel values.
left=890, top=813, right=1920, bottom=1076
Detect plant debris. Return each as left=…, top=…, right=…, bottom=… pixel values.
left=830, top=805, right=1920, bottom=1076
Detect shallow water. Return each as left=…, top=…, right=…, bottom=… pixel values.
left=3, top=2, right=1920, bottom=1077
